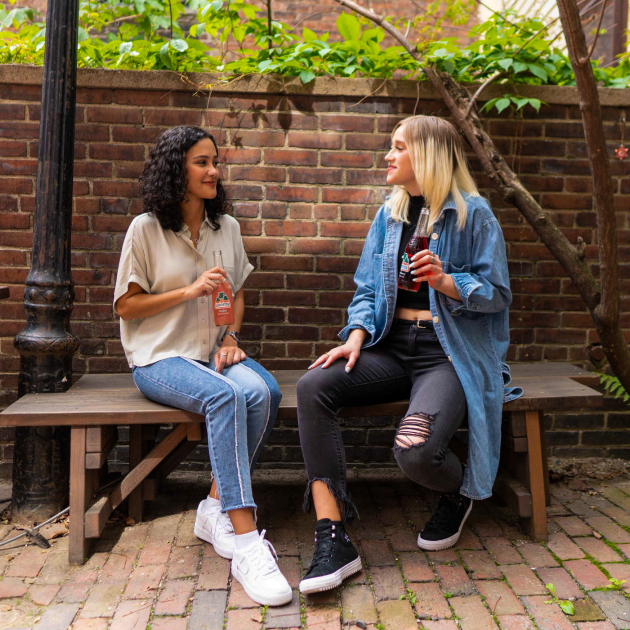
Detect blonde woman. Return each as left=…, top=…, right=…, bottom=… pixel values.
left=296, top=115, right=521, bottom=595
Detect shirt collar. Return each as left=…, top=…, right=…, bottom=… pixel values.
left=176, top=212, right=211, bottom=237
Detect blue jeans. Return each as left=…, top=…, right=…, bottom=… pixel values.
left=132, top=356, right=282, bottom=512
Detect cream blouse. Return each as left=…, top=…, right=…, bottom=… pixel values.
left=114, top=212, right=254, bottom=368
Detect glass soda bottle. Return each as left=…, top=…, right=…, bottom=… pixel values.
left=211, top=250, right=235, bottom=326
left=398, top=207, right=431, bottom=292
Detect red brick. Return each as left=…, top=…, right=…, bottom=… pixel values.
left=555, top=517, right=593, bottom=536
left=450, top=595, right=498, bottom=629
left=86, top=107, right=142, bottom=124
left=536, top=566, right=584, bottom=600
left=475, top=580, right=525, bottom=615
left=321, top=151, right=373, bottom=167
left=500, top=565, right=546, bottom=595
left=225, top=608, right=260, bottom=630
left=6, top=546, right=48, bottom=578
left=521, top=595, right=574, bottom=630
left=0, top=141, right=27, bottom=157
left=577, top=537, right=622, bottom=562
left=564, top=559, right=609, bottom=590
left=290, top=168, right=342, bottom=184
left=409, top=582, right=451, bottom=619
left=113, top=126, right=166, bottom=143
left=110, top=600, right=152, bottom=630
left=89, top=144, right=144, bottom=161
left=0, top=578, right=28, bottom=598
left=263, top=290, right=315, bottom=306
left=267, top=185, right=318, bottom=202
left=155, top=579, right=193, bottom=615
left=218, top=147, right=260, bottom=164
left=232, top=130, right=285, bottom=147
left=461, top=550, right=501, bottom=579
left=289, top=239, right=340, bottom=254
left=264, top=221, right=316, bottom=237
left=321, top=114, right=374, bottom=132
left=124, top=563, right=164, bottom=598
left=518, top=542, right=559, bottom=567
left=321, top=222, right=370, bottom=238
left=547, top=532, right=586, bottom=560
left=287, top=131, right=342, bottom=149
left=0, top=121, right=40, bottom=139
left=261, top=255, right=311, bottom=271
left=231, top=166, right=285, bottom=182
left=265, top=148, right=317, bottom=165
left=322, top=188, right=373, bottom=204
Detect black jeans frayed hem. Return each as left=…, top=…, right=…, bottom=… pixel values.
left=302, top=477, right=359, bottom=525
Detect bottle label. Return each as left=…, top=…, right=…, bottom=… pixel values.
left=401, top=252, right=410, bottom=273
left=215, top=291, right=231, bottom=309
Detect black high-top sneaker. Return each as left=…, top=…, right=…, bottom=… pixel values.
left=417, top=493, right=473, bottom=551
left=299, top=519, right=362, bottom=594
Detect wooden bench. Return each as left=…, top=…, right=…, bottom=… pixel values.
left=0, top=363, right=602, bottom=563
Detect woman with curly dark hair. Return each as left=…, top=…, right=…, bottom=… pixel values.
left=114, top=126, right=291, bottom=606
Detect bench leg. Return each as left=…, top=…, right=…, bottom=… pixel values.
left=524, top=410, right=548, bottom=542
left=69, top=426, right=91, bottom=565
left=128, top=425, right=144, bottom=523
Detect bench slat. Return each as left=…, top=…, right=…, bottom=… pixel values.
left=0, top=366, right=603, bottom=426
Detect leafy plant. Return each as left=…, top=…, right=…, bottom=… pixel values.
left=600, top=374, right=630, bottom=404
left=399, top=587, right=418, bottom=605
left=545, top=582, right=575, bottom=615
left=606, top=577, right=627, bottom=590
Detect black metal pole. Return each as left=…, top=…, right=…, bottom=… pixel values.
left=12, top=0, right=80, bottom=523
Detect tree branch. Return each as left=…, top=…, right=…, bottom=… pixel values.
left=582, top=0, right=608, bottom=62
left=465, top=71, right=504, bottom=117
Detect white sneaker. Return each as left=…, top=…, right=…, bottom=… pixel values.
left=194, top=498, right=235, bottom=559
left=231, top=530, right=293, bottom=606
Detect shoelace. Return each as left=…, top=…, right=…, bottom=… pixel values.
left=309, top=524, right=337, bottom=569
left=247, top=530, right=280, bottom=576
left=423, top=496, right=459, bottom=535
left=217, top=510, right=234, bottom=535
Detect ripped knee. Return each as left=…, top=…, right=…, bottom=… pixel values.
left=394, top=412, right=436, bottom=449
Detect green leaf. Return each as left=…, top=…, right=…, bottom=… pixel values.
left=299, top=69, right=315, bottom=83
left=546, top=583, right=556, bottom=595
left=170, top=38, right=188, bottom=52
left=528, top=63, right=548, bottom=82
left=495, top=97, right=511, bottom=113
left=302, top=27, right=317, bottom=42
left=513, top=61, right=528, bottom=74
left=498, top=58, right=513, bottom=71
left=336, top=12, right=360, bottom=41
left=118, top=41, right=132, bottom=54
left=559, top=600, right=575, bottom=615
left=528, top=98, right=542, bottom=112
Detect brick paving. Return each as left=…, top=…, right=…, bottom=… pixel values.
left=0, top=470, right=630, bottom=628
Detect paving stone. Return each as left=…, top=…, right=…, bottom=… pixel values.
left=377, top=599, right=417, bottom=630
left=409, top=582, right=451, bottom=619
left=399, top=551, right=434, bottom=582
left=359, top=540, right=395, bottom=566
left=371, top=565, right=405, bottom=601
left=305, top=608, right=341, bottom=630
left=189, top=590, right=228, bottom=630
left=225, top=607, right=261, bottom=630
left=460, top=550, right=502, bottom=579
left=421, top=622, right=458, bottom=630
left=227, top=577, right=258, bottom=608
left=449, top=595, right=498, bottom=630
left=617, top=544, right=630, bottom=560
left=436, top=564, right=477, bottom=596
left=151, top=618, right=189, bottom=630
left=521, top=595, right=574, bottom=630
left=387, top=526, right=419, bottom=552
left=457, top=527, right=484, bottom=550
left=197, top=556, right=230, bottom=590
left=496, top=615, right=536, bottom=629
left=500, top=564, right=546, bottom=595
left=576, top=622, right=619, bottom=630
left=167, top=544, right=201, bottom=579
left=572, top=597, right=607, bottom=623
left=6, top=547, right=48, bottom=578
left=578, top=538, right=623, bottom=563
left=35, top=549, right=69, bottom=585
left=57, top=568, right=98, bottom=602
left=483, top=538, right=523, bottom=564
left=341, top=585, right=378, bottom=624
left=547, top=532, right=586, bottom=560
left=565, top=559, right=610, bottom=590
left=427, top=549, right=459, bottom=564
left=110, top=599, right=153, bottom=630
left=137, top=541, right=172, bottom=567
left=28, top=583, right=60, bottom=605
left=475, top=580, right=525, bottom=615
left=602, top=564, right=630, bottom=591
left=555, top=517, right=593, bottom=537
left=155, top=579, right=194, bottom=615
left=36, top=602, right=80, bottom=630
left=72, top=619, right=109, bottom=630
left=536, top=567, right=584, bottom=599
left=98, top=552, right=135, bottom=585
left=517, top=542, right=559, bottom=567
left=590, top=590, right=630, bottom=629
left=468, top=513, right=503, bottom=538
left=277, top=555, right=301, bottom=589
left=124, top=563, right=164, bottom=598
left=586, top=517, right=630, bottom=543
left=80, top=583, right=124, bottom=618
left=0, top=577, right=28, bottom=598
left=265, top=590, right=301, bottom=628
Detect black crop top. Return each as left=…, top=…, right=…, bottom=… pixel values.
left=396, top=195, right=430, bottom=311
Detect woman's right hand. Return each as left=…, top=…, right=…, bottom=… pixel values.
left=308, top=338, right=362, bottom=373
left=186, top=267, right=228, bottom=300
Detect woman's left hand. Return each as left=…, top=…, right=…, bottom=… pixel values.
left=214, top=340, right=247, bottom=374
left=410, top=249, right=447, bottom=290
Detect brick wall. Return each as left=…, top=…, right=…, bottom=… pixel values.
left=1, top=67, right=629, bottom=476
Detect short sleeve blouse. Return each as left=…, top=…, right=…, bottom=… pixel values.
left=114, top=212, right=254, bottom=367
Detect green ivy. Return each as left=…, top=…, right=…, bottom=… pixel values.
left=1, top=0, right=629, bottom=113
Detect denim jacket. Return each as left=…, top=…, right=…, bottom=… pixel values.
left=339, top=193, right=523, bottom=500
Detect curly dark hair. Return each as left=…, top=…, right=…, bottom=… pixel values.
left=139, top=126, right=231, bottom=232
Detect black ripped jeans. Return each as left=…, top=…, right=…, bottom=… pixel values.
left=297, top=319, right=467, bottom=522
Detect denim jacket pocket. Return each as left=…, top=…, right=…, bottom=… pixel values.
left=440, top=262, right=473, bottom=317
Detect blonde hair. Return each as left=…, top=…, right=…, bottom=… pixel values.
left=388, top=115, right=479, bottom=231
